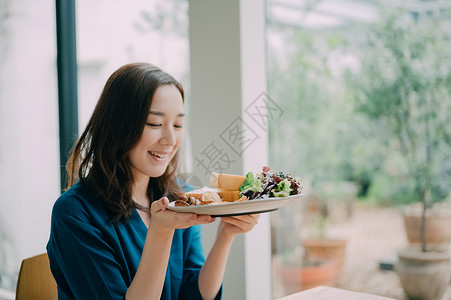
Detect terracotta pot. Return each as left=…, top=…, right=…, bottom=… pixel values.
left=302, top=238, right=347, bottom=271
left=403, top=214, right=451, bottom=244
left=396, top=248, right=451, bottom=300
left=275, top=260, right=339, bottom=294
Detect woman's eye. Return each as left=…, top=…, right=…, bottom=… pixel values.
left=174, top=125, right=183, bottom=128
left=146, top=123, right=161, bottom=127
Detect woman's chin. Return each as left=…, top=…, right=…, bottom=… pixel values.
left=148, top=166, right=169, bottom=178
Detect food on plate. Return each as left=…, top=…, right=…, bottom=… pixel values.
left=174, top=186, right=246, bottom=206
left=209, top=172, right=246, bottom=191
left=239, top=166, right=302, bottom=200
left=186, top=185, right=241, bottom=202
left=174, top=200, right=190, bottom=207
left=184, top=187, right=222, bottom=205
left=209, top=172, right=246, bottom=202
left=174, top=167, right=302, bottom=206
left=216, top=190, right=241, bottom=202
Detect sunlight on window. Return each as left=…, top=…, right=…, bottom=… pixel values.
left=77, top=0, right=190, bottom=132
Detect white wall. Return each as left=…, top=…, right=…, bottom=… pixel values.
left=189, top=1, right=271, bottom=299
left=0, top=0, right=60, bottom=291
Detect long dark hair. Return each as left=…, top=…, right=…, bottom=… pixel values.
left=66, top=63, right=184, bottom=222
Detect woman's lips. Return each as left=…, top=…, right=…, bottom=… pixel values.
left=148, top=151, right=170, bottom=160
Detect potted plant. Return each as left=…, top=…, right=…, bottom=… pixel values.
left=302, top=184, right=349, bottom=273
left=402, top=202, right=451, bottom=246
left=277, top=182, right=357, bottom=294
left=348, top=7, right=451, bottom=300
left=272, top=191, right=341, bottom=295
left=274, top=251, right=339, bottom=294
left=275, top=185, right=352, bottom=295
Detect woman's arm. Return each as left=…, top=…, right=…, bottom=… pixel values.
left=198, top=214, right=260, bottom=300
left=125, top=223, right=174, bottom=299
left=126, top=198, right=215, bottom=300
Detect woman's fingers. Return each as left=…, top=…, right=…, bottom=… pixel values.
left=220, top=214, right=260, bottom=232
left=170, top=213, right=215, bottom=229
left=150, top=198, right=216, bottom=230
left=180, top=212, right=214, bottom=223
left=222, top=214, right=260, bottom=225
left=183, top=214, right=215, bottom=226
left=150, top=197, right=170, bottom=213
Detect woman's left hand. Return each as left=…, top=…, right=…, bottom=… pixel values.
left=217, top=214, right=260, bottom=237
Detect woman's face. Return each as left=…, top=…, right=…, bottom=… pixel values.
left=129, top=84, right=185, bottom=181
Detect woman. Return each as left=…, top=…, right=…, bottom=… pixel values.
left=47, top=63, right=260, bottom=300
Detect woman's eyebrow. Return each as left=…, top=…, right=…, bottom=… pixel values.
left=149, top=111, right=185, bottom=117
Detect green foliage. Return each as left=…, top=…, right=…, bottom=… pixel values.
left=268, top=29, right=385, bottom=196
left=348, top=8, right=451, bottom=205
left=268, top=5, right=451, bottom=208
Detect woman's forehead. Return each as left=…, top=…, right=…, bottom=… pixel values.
left=149, top=85, right=184, bottom=113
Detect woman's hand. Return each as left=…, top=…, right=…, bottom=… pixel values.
left=149, top=197, right=216, bottom=233
left=129, top=197, right=215, bottom=300
left=217, top=214, right=260, bottom=239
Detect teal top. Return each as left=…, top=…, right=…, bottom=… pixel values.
left=47, top=182, right=221, bottom=300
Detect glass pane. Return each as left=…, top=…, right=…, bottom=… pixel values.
left=0, top=0, right=59, bottom=293
left=76, top=0, right=190, bottom=132
left=267, top=0, right=451, bottom=298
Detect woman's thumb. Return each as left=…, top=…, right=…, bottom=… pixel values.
left=151, top=197, right=170, bottom=212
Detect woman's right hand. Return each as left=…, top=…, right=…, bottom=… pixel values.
left=149, top=197, right=216, bottom=232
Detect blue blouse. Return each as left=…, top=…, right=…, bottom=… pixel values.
left=47, top=182, right=221, bottom=300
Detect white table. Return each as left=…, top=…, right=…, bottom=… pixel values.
left=278, top=286, right=396, bottom=300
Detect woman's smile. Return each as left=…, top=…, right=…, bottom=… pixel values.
left=148, top=150, right=171, bottom=160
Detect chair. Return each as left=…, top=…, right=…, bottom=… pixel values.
left=15, top=253, right=57, bottom=300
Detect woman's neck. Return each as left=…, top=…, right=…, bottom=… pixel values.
left=132, top=175, right=150, bottom=207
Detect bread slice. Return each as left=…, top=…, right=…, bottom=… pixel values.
left=184, top=187, right=222, bottom=204
left=185, top=186, right=218, bottom=197
left=185, top=187, right=241, bottom=203
left=216, top=190, right=241, bottom=202
left=209, top=172, right=246, bottom=191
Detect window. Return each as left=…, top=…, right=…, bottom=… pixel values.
left=267, top=0, right=451, bottom=298
left=76, top=0, right=190, bottom=131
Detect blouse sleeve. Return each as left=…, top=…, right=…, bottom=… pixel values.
left=47, top=212, right=127, bottom=300
left=179, top=225, right=222, bottom=300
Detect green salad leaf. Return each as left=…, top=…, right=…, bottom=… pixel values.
left=271, top=179, right=293, bottom=197
left=239, top=172, right=263, bottom=193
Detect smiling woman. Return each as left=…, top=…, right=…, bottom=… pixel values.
left=65, top=63, right=186, bottom=222
left=46, top=63, right=260, bottom=300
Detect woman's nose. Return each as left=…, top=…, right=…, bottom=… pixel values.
left=160, top=126, right=176, bottom=146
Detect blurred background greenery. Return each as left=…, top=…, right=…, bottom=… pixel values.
left=268, top=3, right=451, bottom=208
